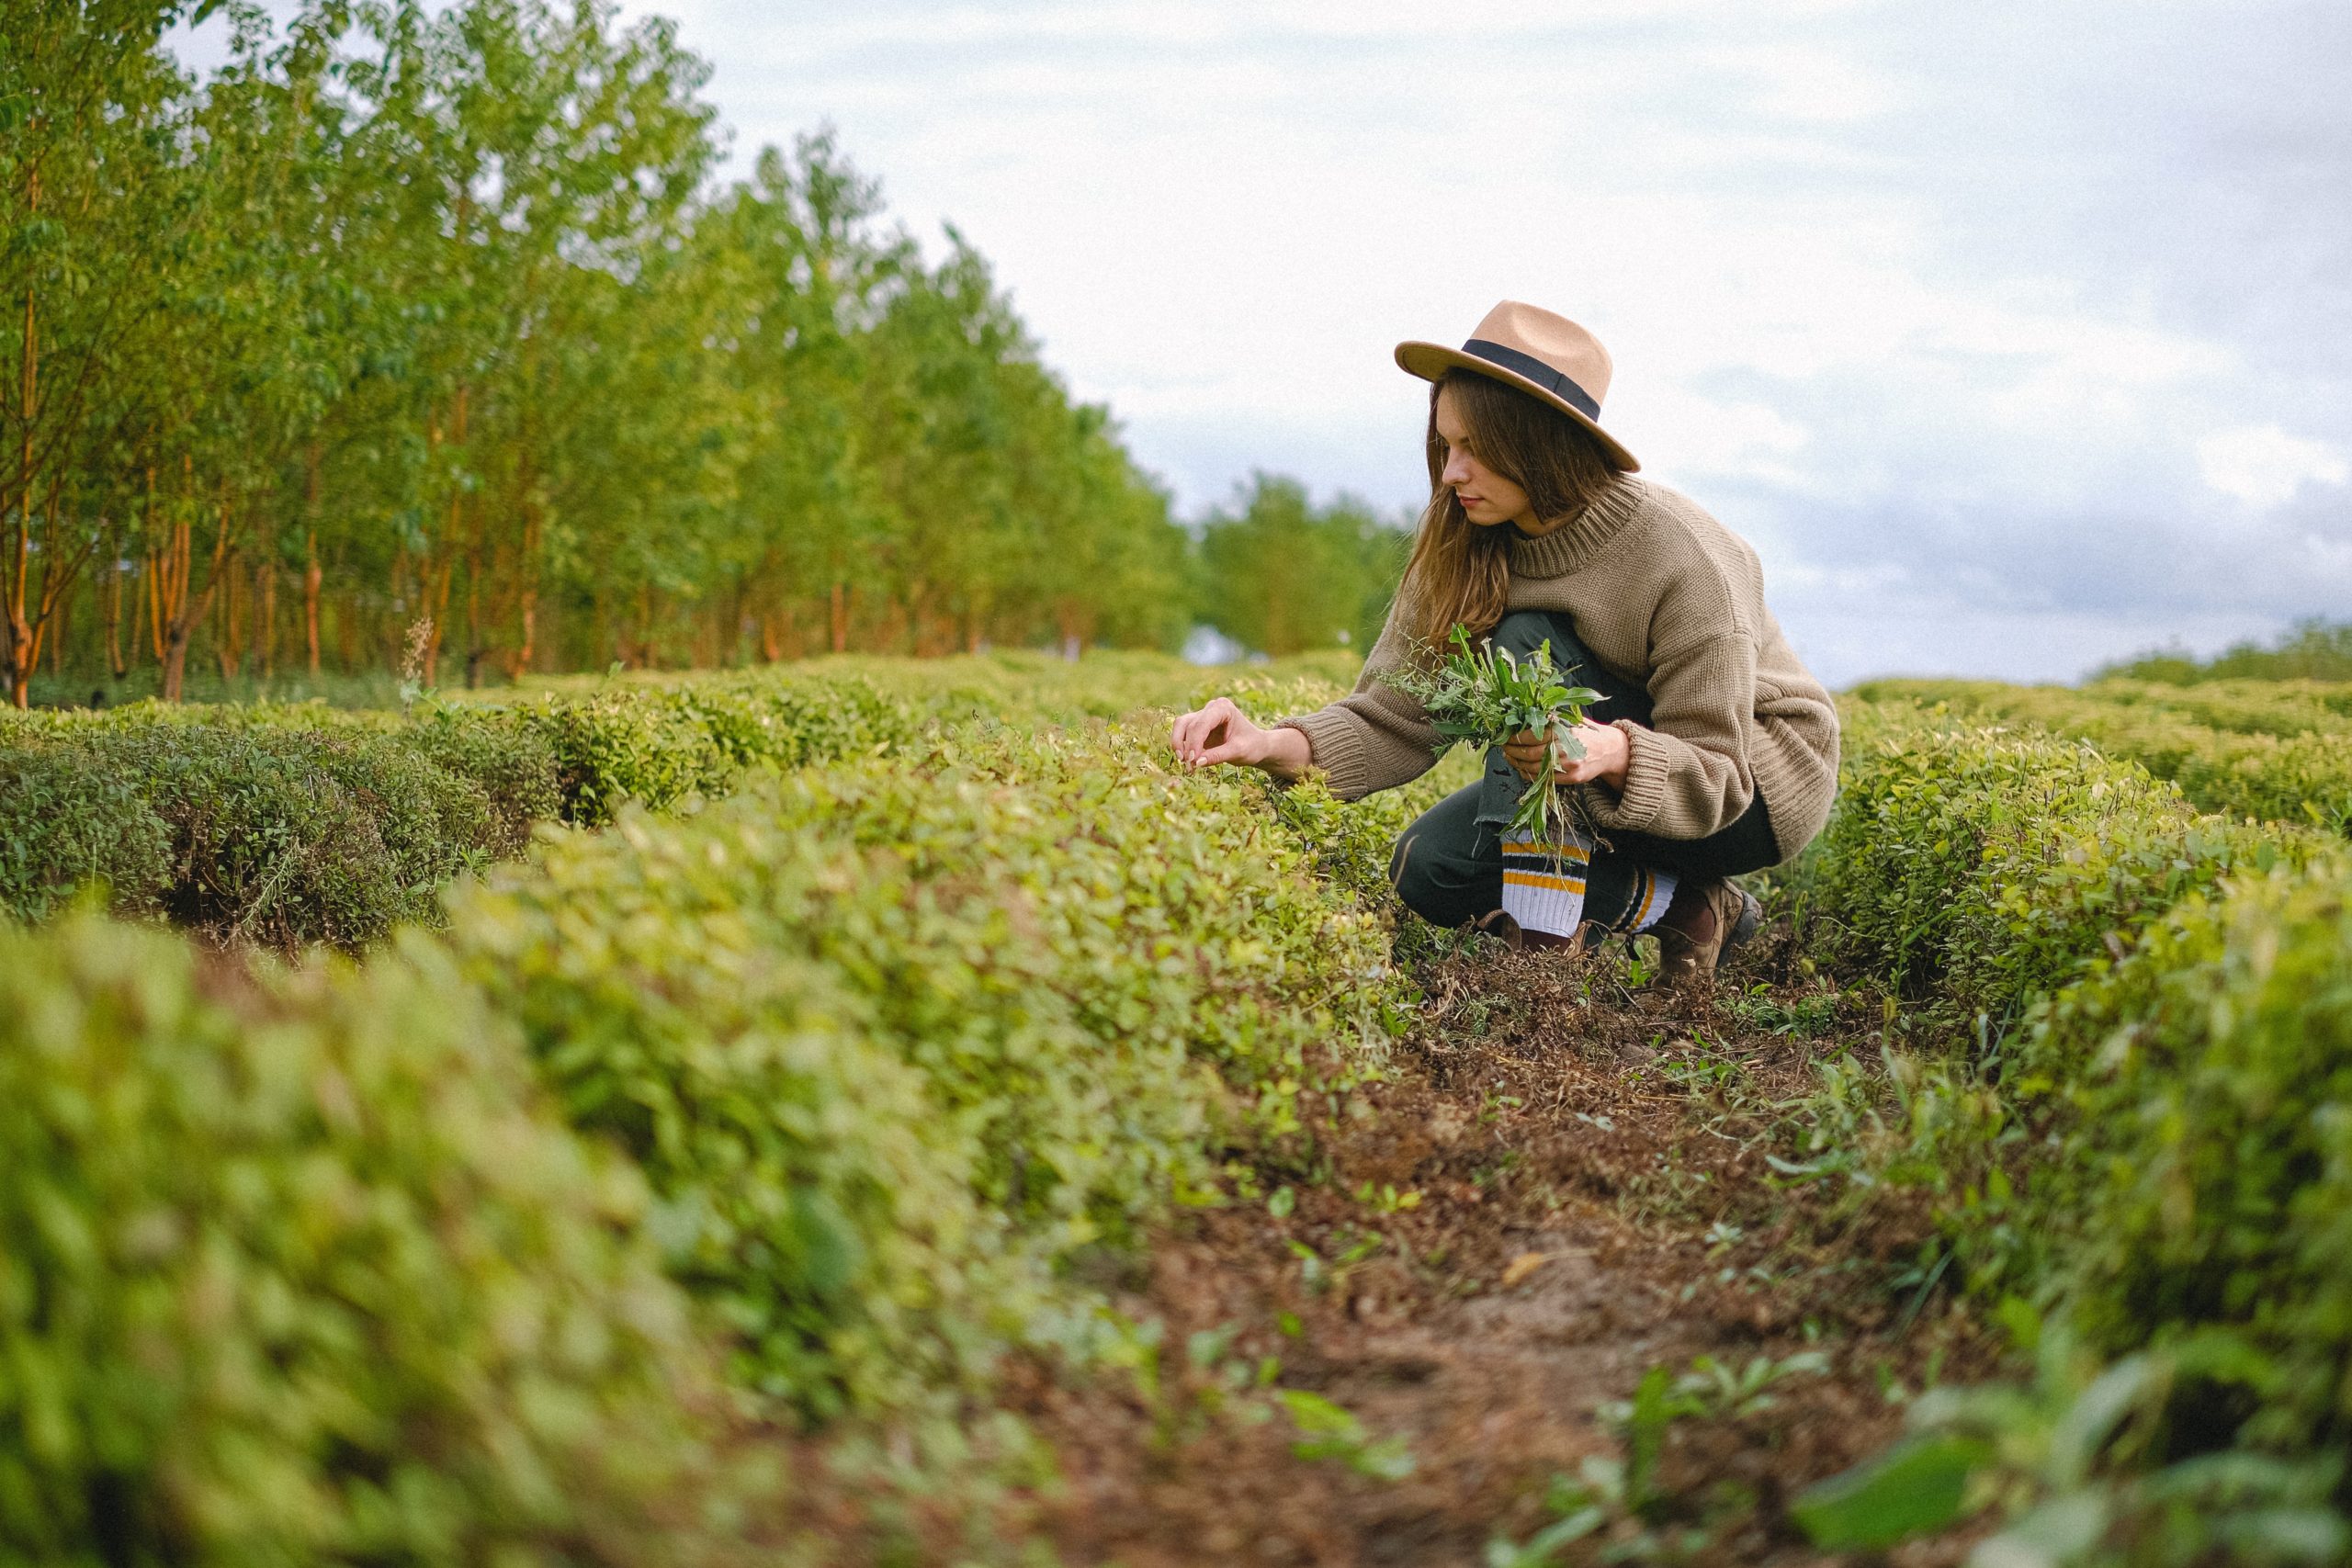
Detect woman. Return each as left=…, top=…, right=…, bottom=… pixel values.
left=1170, top=300, right=1840, bottom=985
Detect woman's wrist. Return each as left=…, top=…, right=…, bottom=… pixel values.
left=1595, top=722, right=1632, bottom=787
left=1258, top=723, right=1313, bottom=782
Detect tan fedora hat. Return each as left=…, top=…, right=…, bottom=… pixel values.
left=1396, top=300, right=1639, bottom=472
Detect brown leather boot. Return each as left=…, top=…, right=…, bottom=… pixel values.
left=1654, top=878, right=1760, bottom=988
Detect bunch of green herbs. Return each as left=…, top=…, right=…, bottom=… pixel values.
left=1394, top=624, right=1601, bottom=844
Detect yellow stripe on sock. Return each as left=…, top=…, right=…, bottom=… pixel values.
left=1500, top=840, right=1590, bottom=863
left=1502, top=869, right=1588, bottom=894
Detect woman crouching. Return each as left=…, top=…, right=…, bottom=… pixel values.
left=1171, top=300, right=1841, bottom=986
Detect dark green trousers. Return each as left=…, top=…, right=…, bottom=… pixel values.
left=1386, top=609, right=1779, bottom=931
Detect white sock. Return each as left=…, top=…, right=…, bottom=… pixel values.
left=1499, top=830, right=1592, bottom=939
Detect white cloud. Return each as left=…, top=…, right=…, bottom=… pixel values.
left=2197, top=424, right=2351, bottom=509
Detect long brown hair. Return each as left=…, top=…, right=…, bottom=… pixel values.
left=1398, top=369, right=1624, bottom=649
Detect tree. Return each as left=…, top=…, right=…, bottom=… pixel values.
left=6, top=2, right=1204, bottom=697
left=1197, top=474, right=1408, bottom=658
left=0, top=0, right=202, bottom=705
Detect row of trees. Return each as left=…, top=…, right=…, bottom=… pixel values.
left=5, top=0, right=1396, bottom=706
left=1200, top=475, right=1408, bottom=658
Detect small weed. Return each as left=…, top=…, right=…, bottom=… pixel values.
left=1728, top=983, right=1840, bottom=1039
left=1276, top=1390, right=1416, bottom=1482
left=1355, top=1180, right=1422, bottom=1214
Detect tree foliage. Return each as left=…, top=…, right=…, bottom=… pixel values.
left=1196, top=473, right=1407, bottom=658
left=1, top=0, right=1200, bottom=705
left=2098, top=617, right=2352, bottom=685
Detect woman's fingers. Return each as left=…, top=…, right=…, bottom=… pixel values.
left=1502, top=728, right=1546, bottom=782
left=1173, top=697, right=1250, bottom=768
left=1549, top=721, right=1627, bottom=785
left=1180, top=699, right=1227, bottom=762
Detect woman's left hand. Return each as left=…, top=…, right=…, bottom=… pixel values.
left=1504, top=720, right=1631, bottom=788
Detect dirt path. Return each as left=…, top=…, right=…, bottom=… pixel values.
left=1017, top=937, right=1998, bottom=1566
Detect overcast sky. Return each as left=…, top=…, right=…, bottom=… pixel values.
left=186, top=0, right=2352, bottom=683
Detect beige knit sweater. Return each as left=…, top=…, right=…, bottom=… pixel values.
left=1280, top=476, right=1840, bottom=864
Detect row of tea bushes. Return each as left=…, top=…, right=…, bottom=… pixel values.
left=440, top=722, right=1410, bottom=1420
left=0, top=917, right=743, bottom=1568
left=0, top=716, right=1411, bottom=1563
left=525, top=648, right=1363, bottom=733
left=0, top=654, right=1367, bottom=947
left=1783, top=701, right=2330, bottom=1239
left=0, top=715, right=554, bottom=947
left=1786, top=700, right=2352, bottom=1553
left=1855, top=676, right=2352, bottom=832
left=0, top=673, right=923, bottom=944
left=2010, top=863, right=2352, bottom=1451
left=1856, top=676, right=2352, bottom=742
left=1787, top=703, right=2310, bottom=1038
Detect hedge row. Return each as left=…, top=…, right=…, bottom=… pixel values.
left=1854, top=676, right=2352, bottom=832
left=1857, top=676, right=2352, bottom=742
left=0, top=655, right=1373, bottom=948
left=1786, top=703, right=2312, bottom=1040
left=0, top=672, right=922, bottom=945
left=1786, top=698, right=2352, bottom=1547
left=441, top=721, right=1408, bottom=1421
left=2013, top=863, right=2352, bottom=1451
left=0, top=712, right=1410, bottom=1562
left=532, top=648, right=1365, bottom=732
left=0, top=917, right=738, bottom=1567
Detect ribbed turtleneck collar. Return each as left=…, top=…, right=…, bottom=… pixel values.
left=1506, top=476, right=1646, bottom=580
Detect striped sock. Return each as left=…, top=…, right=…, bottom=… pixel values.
left=1499, top=832, right=1592, bottom=939
left=1625, top=867, right=1679, bottom=933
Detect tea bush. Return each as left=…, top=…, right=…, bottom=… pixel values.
left=1787, top=698, right=2352, bottom=1551
left=0, top=915, right=731, bottom=1567
left=1856, top=677, right=2352, bottom=832
left=476, top=671, right=922, bottom=823
left=44, top=725, right=477, bottom=945
left=1785, top=708, right=2302, bottom=1041
left=0, top=741, right=172, bottom=921
left=2012, top=861, right=2352, bottom=1447
left=0, top=672, right=927, bottom=943
left=525, top=649, right=1363, bottom=732
left=441, top=720, right=1408, bottom=1421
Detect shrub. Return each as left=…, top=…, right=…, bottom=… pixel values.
left=400, top=705, right=564, bottom=855
left=1785, top=713, right=2292, bottom=1038
left=1853, top=677, right=2352, bottom=832
left=488, top=673, right=925, bottom=825
left=2017, top=861, right=2352, bottom=1447
left=0, top=914, right=729, bottom=1567
left=85, top=726, right=424, bottom=945
left=447, top=806, right=1015, bottom=1423
left=3, top=707, right=511, bottom=944
left=0, top=741, right=171, bottom=921
left=0, top=672, right=932, bottom=944
left=440, top=720, right=1407, bottom=1420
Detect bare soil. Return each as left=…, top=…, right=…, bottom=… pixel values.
left=1001, top=930, right=2001, bottom=1566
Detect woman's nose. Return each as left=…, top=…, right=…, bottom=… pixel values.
left=1442, top=453, right=1471, bottom=486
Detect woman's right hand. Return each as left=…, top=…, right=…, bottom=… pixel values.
left=1171, top=697, right=1312, bottom=780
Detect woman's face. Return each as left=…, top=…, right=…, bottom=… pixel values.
left=1434, top=383, right=1532, bottom=528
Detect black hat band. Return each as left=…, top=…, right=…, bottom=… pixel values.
left=1461, top=338, right=1602, bottom=422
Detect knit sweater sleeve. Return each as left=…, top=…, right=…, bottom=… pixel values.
left=1583, top=629, right=1758, bottom=841
left=1273, top=592, right=1444, bottom=801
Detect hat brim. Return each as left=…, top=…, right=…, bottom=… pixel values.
left=1396, top=341, right=1640, bottom=473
